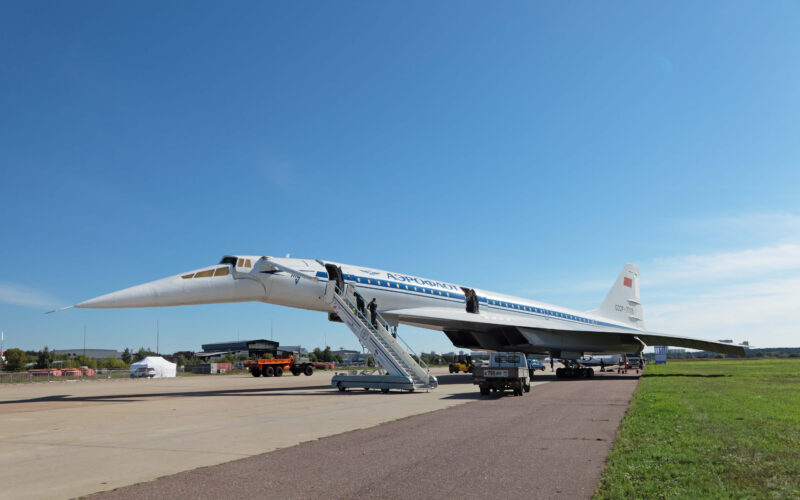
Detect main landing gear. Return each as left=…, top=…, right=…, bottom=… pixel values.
left=555, top=360, right=594, bottom=379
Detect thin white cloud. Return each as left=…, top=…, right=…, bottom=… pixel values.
left=0, top=282, right=61, bottom=308
left=646, top=244, right=800, bottom=287
left=646, top=277, right=800, bottom=347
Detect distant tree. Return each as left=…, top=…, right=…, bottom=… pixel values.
left=333, top=355, right=343, bottom=363
left=70, top=354, right=98, bottom=369
left=121, top=348, right=132, bottom=364
left=308, top=351, right=318, bottom=362
left=36, top=346, right=55, bottom=369
left=98, top=357, right=127, bottom=369
left=5, top=348, right=29, bottom=372
left=134, top=347, right=158, bottom=362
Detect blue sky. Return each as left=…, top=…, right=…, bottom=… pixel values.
left=1, top=1, right=799, bottom=354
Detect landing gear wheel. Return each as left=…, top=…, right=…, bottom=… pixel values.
left=480, top=387, right=490, bottom=396
left=274, top=366, right=283, bottom=377
left=250, top=367, right=261, bottom=377
left=304, top=365, right=314, bottom=376
left=556, top=368, right=564, bottom=378
left=264, top=366, right=275, bottom=377
left=337, top=381, right=345, bottom=392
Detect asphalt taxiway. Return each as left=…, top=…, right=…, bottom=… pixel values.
left=0, top=368, right=638, bottom=499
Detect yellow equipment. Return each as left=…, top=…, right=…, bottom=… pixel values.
left=449, top=354, right=473, bottom=373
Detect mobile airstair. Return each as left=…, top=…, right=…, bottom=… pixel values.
left=324, top=280, right=438, bottom=393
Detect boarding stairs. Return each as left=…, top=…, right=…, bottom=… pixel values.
left=324, top=280, right=437, bottom=391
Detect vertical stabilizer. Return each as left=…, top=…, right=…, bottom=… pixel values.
left=596, top=264, right=645, bottom=329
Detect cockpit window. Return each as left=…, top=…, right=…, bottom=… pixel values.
left=245, top=259, right=251, bottom=267
left=182, top=273, right=194, bottom=279
left=195, top=269, right=214, bottom=278
left=214, top=267, right=229, bottom=277
left=219, top=256, right=238, bottom=266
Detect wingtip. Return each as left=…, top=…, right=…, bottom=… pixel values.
left=46, top=305, right=74, bottom=314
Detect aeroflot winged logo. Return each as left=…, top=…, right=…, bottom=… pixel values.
left=623, top=277, right=633, bottom=288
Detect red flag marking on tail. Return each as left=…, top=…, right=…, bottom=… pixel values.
left=623, top=277, right=633, bottom=288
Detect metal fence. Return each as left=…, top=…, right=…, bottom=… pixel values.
left=0, top=369, right=131, bottom=384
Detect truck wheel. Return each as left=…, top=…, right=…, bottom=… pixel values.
left=337, top=381, right=345, bottom=392
left=480, top=387, right=490, bottom=396
left=250, top=367, right=261, bottom=377
left=264, top=366, right=275, bottom=377
left=524, top=382, right=531, bottom=393
left=448, top=365, right=454, bottom=373
left=274, top=366, right=283, bottom=377
left=304, top=365, right=314, bottom=376
left=556, top=368, right=564, bottom=378
left=381, top=388, right=390, bottom=394
left=587, top=368, right=594, bottom=378
left=291, top=368, right=300, bottom=376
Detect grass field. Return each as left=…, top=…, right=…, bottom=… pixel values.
left=595, top=359, right=800, bottom=499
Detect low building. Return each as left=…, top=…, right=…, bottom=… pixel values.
left=278, top=345, right=308, bottom=355
left=332, top=349, right=360, bottom=362
left=54, top=349, right=122, bottom=360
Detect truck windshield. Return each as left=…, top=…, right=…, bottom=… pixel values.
left=495, top=354, right=520, bottom=364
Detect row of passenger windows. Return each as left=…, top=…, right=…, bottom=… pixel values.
left=351, top=274, right=597, bottom=325
left=182, top=267, right=229, bottom=279
left=487, top=299, right=596, bottom=324
left=354, top=276, right=453, bottom=297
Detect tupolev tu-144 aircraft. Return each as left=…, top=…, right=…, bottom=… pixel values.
left=59, top=255, right=745, bottom=360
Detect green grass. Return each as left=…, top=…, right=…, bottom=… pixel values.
left=595, top=359, right=800, bottom=499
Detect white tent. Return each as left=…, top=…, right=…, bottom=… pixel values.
left=130, top=356, right=176, bottom=378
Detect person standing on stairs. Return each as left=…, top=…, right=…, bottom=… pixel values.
left=368, top=298, right=378, bottom=327
left=355, top=292, right=365, bottom=315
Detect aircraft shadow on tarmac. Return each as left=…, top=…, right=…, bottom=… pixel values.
left=0, top=384, right=348, bottom=405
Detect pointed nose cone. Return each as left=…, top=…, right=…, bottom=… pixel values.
left=76, top=280, right=164, bottom=308
left=76, top=268, right=266, bottom=309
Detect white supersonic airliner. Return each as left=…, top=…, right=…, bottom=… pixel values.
left=61, top=255, right=745, bottom=360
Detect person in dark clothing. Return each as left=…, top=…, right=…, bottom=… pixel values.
left=367, top=298, right=378, bottom=327
left=465, top=289, right=475, bottom=313
left=471, top=291, right=480, bottom=313
left=355, top=293, right=365, bottom=314
left=600, top=359, right=605, bottom=372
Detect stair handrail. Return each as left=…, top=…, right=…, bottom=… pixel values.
left=335, top=284, right=425, bottom=380
left=391, top=327, right=430, bottom=374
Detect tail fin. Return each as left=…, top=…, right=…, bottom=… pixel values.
left=594, top=264, right=645, bottom=329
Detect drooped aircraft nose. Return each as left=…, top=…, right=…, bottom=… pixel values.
left=75, top=265, right=266, bottom=309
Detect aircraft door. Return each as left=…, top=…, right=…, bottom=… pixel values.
left=461, top=287, right=479, bottom=313
left=324, top=264, right=345, bottom=291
